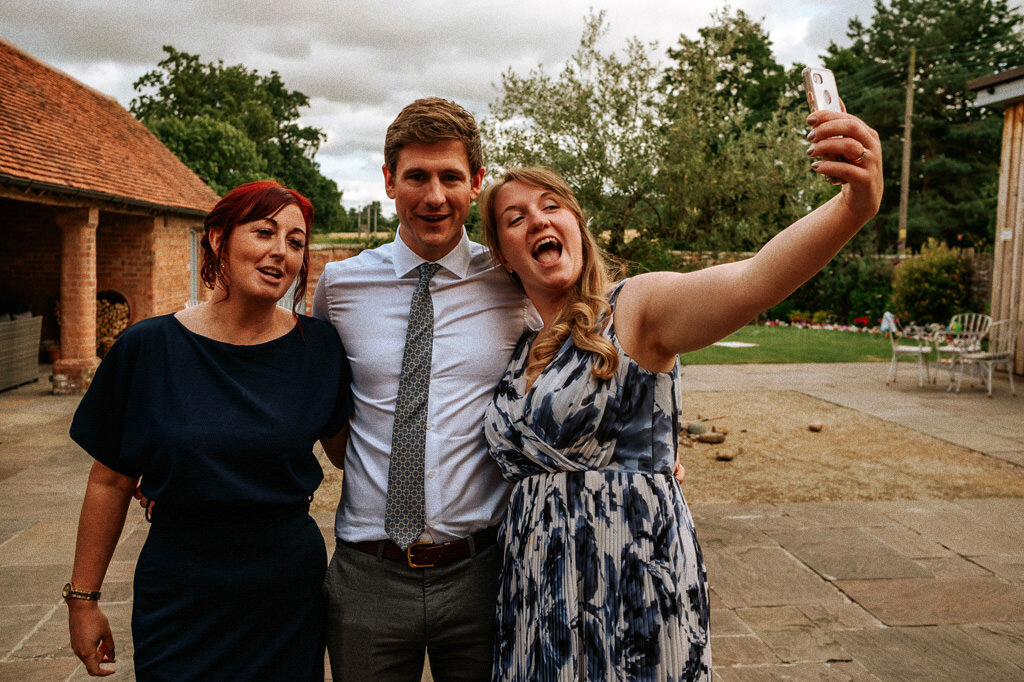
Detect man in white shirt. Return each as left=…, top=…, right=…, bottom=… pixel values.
left=313, top=98, right=535, bottom=681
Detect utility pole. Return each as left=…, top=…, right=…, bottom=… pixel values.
left=897, top=46, right=915, bottom=257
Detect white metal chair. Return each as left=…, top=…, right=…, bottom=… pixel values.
left=934, top=313, right=991, bottom=387
left=883, top=313, right=933, bottom=387
left=951, top=319, right=1022, bottom=397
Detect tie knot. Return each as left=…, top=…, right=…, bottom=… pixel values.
left=418, top=262, right=441, bottom=283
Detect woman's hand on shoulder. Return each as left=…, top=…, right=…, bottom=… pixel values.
left=806, top=109, right=883, bottom=222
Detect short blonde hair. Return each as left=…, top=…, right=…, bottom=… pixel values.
left=479, top=167, right=618, bottom=388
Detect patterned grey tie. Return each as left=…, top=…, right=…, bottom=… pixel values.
left=386, top=262, right=441, bottom=550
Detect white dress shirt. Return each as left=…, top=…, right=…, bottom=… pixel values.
left=312, top=228, right=537, bottom=543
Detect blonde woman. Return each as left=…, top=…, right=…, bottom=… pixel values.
left=480, top=108, right=882, bottom=680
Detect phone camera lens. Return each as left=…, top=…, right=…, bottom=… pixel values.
left=823, top=91, right=833, bottom=105
left=813, top=73, right=823, bottom=84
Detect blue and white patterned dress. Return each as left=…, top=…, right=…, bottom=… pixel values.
left=483, top=282, right=711, bottom=682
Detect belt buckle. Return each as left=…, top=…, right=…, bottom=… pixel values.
left=406, top=541, right=435, bottom=568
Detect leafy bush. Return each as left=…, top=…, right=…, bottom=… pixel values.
left=811, top=310, right=832, bottom=325
left=768, top=254, right=894, bottom=324
left=890, top=240, right=977, bottom=324
left=789, top=309, right=812, bottom=323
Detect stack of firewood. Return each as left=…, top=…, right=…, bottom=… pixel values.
left=55, top=298, right=131, bottom=344
left=96, top=298, right=130, bottom=340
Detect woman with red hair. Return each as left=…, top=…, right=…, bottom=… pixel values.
left=64, top=181, right=352, bottom=679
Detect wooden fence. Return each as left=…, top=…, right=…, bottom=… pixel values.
left=993, top=102, right=1024, bottom=374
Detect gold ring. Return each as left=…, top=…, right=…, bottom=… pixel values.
left=853, top=149, right=868, bottom=165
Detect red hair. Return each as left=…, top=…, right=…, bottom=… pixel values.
left=201, top=181, right=314, bottom=312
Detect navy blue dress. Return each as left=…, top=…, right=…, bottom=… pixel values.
left=483, top=282, right=711, bottom=681
left=70, top=314, right=352, bottom=681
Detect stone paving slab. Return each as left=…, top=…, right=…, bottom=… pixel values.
left=860, top=523, right=955, bottom=559
left=796, top=602, right=881, bottom=631
left=914, top=555, right=994, bottom=578
left=989, top=450, right=1024, bottom=466
left=743, top=502, right=893, bottom=531
left=0, top=658, right=81, bottom=681
left=710, top=634, right=779, bottom=666
left=715, top=661, right=881, bottom=681
left=0, top=604, right=52, bottom=656
left=835, top=576, right=1024, bottom=626
left=707, top=546, right=848, bottom=608
left=689, top=515, right=777, bottom=549
left=711, top=608, right=753, bottom=636
left=0, top=564, right=70, bottom=607
left=880, top=503, right=1024, bottom=557
left=834, top=625, right=1024, bottom=681
left=972, top=555, right=1024, bottom=584
left=956, top=622, right=1024, bottom=670
left=0, top=518, right=79, bottom=566
left=733, top=606, right=848, bottom=663
left=768, top=528, right=933, bottom=581
left=955, top=495, right=1024, bottom=518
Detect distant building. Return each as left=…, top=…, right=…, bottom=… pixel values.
left=0, top=38, right=219, bottom=393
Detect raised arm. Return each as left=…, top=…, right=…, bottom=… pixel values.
left=616, top=109, right=883, bottom=372
left=67, top=461, right=138, bottom=676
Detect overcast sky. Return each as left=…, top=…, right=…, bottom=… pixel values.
left=2, top=0, right=880, bottom=215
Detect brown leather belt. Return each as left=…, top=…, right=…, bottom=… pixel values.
left=342, top=525, right=500, bottom=568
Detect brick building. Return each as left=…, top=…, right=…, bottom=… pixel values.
left=0, top=39, right=219, bottom=393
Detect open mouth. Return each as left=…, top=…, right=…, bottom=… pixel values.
left=531, top=237, right=562, bottom=265
left=258, top=266, right=283, bottom=280
left=418, top=214, right=450, bottom=224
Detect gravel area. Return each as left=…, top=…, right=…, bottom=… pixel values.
left=679, top=390, right=1024, bottom=504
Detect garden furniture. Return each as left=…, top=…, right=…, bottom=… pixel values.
left=883, top=313, right=933, bottom=387
left=933, top=313, right=991, bottom=387
left=0, top=315, right=42, bottom=392
left=950, top=319, right=1022, bottom=397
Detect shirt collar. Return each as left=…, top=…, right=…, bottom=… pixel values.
left=392, top=225, right=473, bottom=280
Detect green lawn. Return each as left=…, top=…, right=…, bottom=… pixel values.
left=680, top=325, right=894, bottom=365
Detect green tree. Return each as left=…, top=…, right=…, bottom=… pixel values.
left=145, top=115, right=266, bottom=195
left=658, top=9, right=834, bottom=254
left=131, top=46, right=343, bottom=230
left=663, top=9, right=797, bottom=127
left=824, top=0, right=1024, bottom=251
left=483, top=11, right=667, bottom=263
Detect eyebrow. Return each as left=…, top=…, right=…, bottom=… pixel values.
left=259, top=216, right=306, bottom=236
left=499, top=190, right=555, bottom=216
left=403, top=166, right=467, bottom=177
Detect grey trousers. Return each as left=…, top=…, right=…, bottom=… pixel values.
left=323, top=540, right=500, bottom=682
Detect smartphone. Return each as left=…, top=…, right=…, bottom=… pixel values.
left=802, top=67, right=842, bottom=114
left=802, top=67, right=844, bottom=184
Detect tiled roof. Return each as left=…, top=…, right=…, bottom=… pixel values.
left=0, top=39, right=219, bottom=214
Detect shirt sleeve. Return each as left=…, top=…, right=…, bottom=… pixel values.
left=68, top=328, right=143, bottom=478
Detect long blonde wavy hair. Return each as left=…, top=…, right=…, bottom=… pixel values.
left=479, top=167, right=619, bottom=389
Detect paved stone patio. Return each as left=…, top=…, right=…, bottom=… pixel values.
left=1, top=362, right=1022, bottom=680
